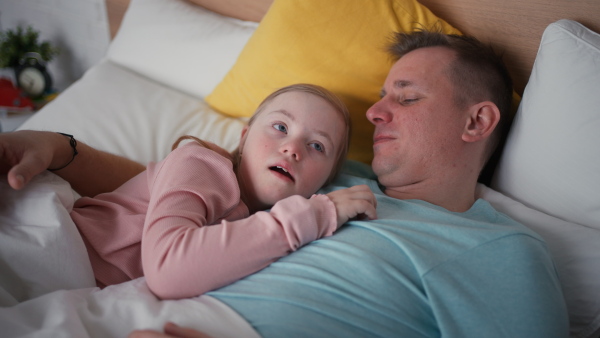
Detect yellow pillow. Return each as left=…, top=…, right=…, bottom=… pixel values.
left=205, top=0, right=460, bottom=164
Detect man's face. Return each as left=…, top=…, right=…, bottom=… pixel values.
left=366, top=47, right=469, bottom=190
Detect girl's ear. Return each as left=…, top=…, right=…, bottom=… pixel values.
left=239, top=125, right=249, bottom=153
left=462, top=101, right=500, bottom=143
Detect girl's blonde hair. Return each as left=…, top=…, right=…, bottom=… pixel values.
left=174, top=83, right=351, bottom=186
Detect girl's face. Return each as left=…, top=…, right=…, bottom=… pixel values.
left=237, top=91, right=346, bottom=212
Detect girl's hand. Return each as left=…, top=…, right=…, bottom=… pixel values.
left=129, top=322, right=211, bottom=338
left=326, top=185, right=377, bottom=228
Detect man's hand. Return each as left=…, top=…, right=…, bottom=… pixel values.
left=1, top=130, right=145, bottom=196
left=326, top=184, right=378, bottom=228
left=0, top=130, right=68, bottom=190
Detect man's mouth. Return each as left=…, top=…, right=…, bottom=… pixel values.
left=269, top=166, right=294, bottom=182
left=373, top=134, right=394, bottom=146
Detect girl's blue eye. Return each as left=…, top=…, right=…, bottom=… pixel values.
left=310, top=142, right=324, bottom=152
left=273, top=123, right=287, bottom=133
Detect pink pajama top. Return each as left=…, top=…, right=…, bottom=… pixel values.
left=70, top=142, right=337, bottom=299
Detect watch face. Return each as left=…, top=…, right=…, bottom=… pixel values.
left=18, top=67, right=46, bottom=97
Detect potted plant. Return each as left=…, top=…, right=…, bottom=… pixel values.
left=0, top=25, right=59, bottom=97
left=0, top=25, right=59, bottom=69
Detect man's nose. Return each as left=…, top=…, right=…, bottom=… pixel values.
left=366, top=98, right=393, bottom=125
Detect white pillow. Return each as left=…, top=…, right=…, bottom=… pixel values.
left=477, top=184, right=600, bottom=338
left=106, top=0, right=258, bottom=100
left=491, top=19, right=600, bottom=230
left=19, top=61, right=245, bottom=165
left=491, top=19, right=600, bottom=338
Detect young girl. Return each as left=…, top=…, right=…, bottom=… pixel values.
left=70, top=84, right=377, bottom=300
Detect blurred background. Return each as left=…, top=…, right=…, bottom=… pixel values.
left=0, top=0, right=111, bottom=91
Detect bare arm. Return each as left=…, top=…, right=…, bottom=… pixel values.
left=0, top=130, right=144, bottom=197
left=52, top=137, right=145, bottom=197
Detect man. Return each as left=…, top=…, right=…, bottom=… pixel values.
left=0, top=31, right=568, bottom=337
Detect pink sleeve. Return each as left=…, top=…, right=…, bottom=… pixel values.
left=142, top=143, right=337, bottom=300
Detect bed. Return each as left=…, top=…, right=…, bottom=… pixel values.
left=1, top=0, right=599, bottom=336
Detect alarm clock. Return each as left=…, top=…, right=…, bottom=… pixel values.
left=15, top=52, right=52, bottom=98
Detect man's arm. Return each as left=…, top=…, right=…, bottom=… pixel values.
left=1, top=130, right=145, bottom=197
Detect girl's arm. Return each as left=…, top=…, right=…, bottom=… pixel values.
left=140, top=143, right=339, bottom=300
left=145, top=194, right=337, bottom=300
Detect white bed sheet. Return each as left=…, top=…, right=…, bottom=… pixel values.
left=0, top=278, right=260, bottom=338
left=0, top=172, right=260, bottom=338
left=0, top=172, right=93, bottom=306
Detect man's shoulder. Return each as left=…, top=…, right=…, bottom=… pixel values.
left=470, top=198, right=546, bottom=241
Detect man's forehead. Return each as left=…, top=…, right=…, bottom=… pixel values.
left=394, top=47, right=455, bottom=70
left=384, top=49, right=454, bottom=87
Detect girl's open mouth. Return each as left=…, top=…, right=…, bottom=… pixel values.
left=269, top=166, right=294, bottom=181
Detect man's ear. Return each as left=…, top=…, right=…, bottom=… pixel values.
left=462, top=102, right=500, bottom=143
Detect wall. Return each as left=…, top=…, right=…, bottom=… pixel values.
left=0, top=0, right=111, bottom=91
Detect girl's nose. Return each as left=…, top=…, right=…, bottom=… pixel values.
left=281, top=140, right=302, bottom=161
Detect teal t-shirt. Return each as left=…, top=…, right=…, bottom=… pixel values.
left=208, top=162, right=568, bottom=337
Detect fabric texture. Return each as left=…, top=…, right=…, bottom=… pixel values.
left=0, top=279, right=261, bottom=338
left=71, top=142, right=337, bottom=299
left=209, top=169, right=568, bottom=337
left=0, top=172, right=95, bottom=306
left=205, top=0, right=461, bottom=164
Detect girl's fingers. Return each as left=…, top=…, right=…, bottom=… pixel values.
left=163, top=322, right=211, bottom=338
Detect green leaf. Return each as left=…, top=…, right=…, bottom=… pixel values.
left=0, top=25, right=59, bottom=68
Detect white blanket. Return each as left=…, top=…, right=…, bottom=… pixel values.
left=0, top=172, right=94, bottom=306
left=0, top=173, right=259, bottom=338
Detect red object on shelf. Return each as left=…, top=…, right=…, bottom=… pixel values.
left=0, top=77, right=34, bottom=112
